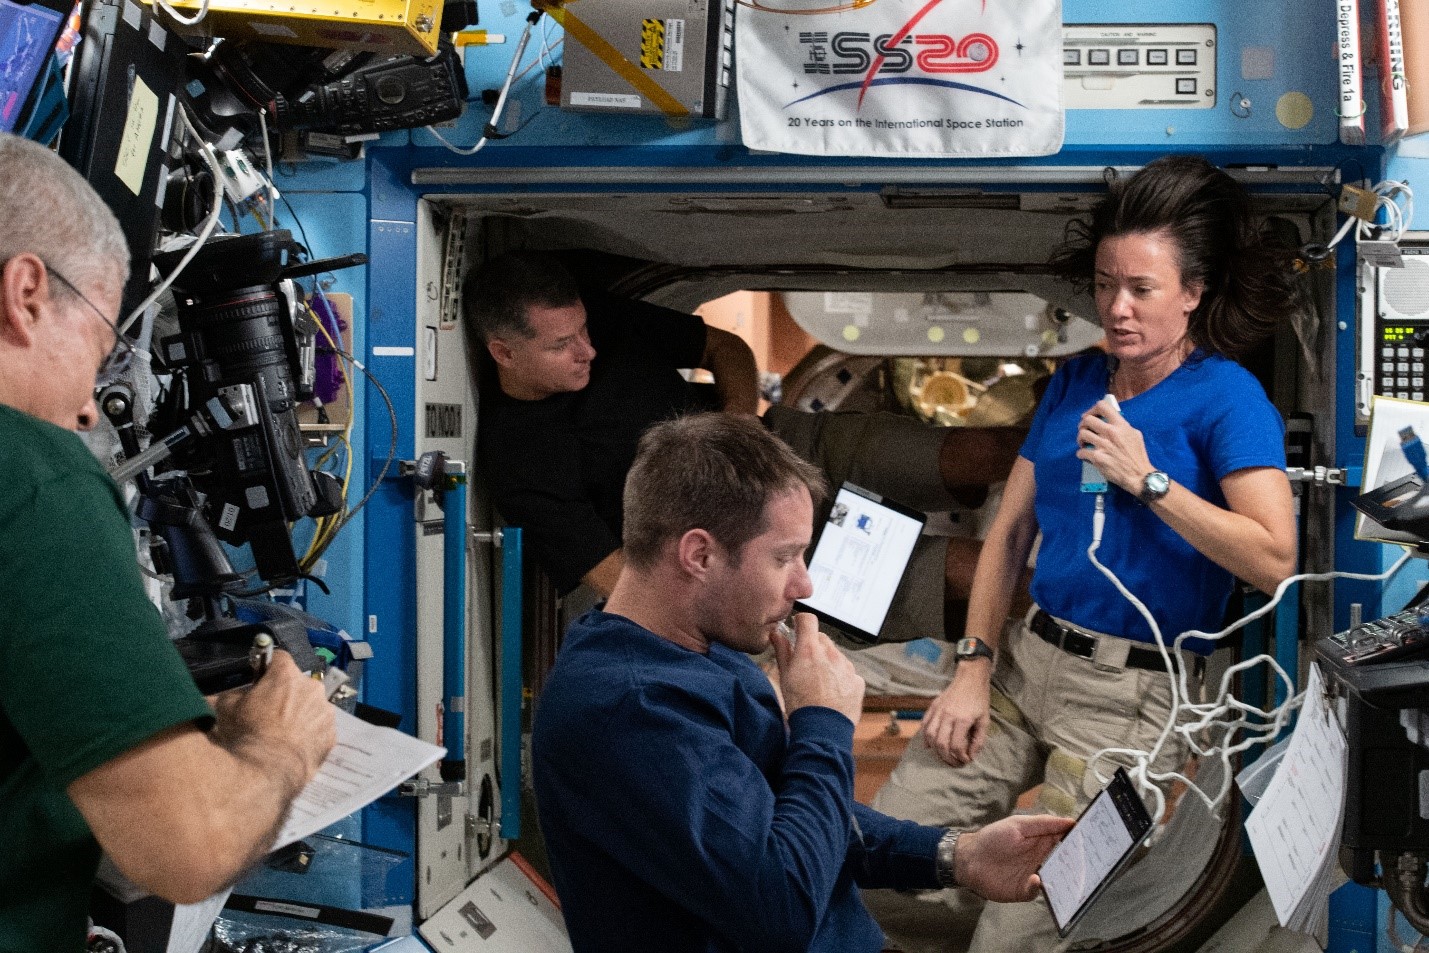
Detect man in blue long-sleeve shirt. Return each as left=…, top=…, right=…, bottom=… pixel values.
left=532, top=413, right=1072, bottom=952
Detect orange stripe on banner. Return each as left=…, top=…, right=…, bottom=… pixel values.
left=858, top=0, right=946, bottom=108
left=534, top=0, right=691, bottom=125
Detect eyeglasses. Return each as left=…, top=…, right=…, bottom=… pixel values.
left=43, top=262, right=137, bottom=387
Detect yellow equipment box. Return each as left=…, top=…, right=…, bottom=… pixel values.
left=147, top=0, right=444, bottom=56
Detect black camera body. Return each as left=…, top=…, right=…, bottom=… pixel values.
left=189, top=38, right=467, bottom=139
left=280, top=48, right=468, bottom=133
left=152, top=230, right=350, bottom=586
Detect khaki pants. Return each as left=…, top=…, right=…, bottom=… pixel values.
left=866, top=616, right=1192, bottom=953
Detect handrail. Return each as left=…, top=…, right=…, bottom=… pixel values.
left=441, top=472, right=467, bottom=780
left=499, top=527, right=524, bottom=841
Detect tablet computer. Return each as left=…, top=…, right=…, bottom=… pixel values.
left=0, top=0, right=70, bottom=134
left=1039, top=767, right=1154, bottom=937
left=1352, top=472, right=1427, bottom=525
left=794, top=482, right=926, bottom=644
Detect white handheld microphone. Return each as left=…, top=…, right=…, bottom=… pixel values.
left=1079, top=394, right=1120, bottom=494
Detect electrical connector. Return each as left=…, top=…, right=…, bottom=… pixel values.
left=217, top=149, right=270, bottom=203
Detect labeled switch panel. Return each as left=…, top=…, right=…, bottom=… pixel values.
left=1357, top=243, right=1429, bottom=425
left=1063, top=24, right=1217, bottom=110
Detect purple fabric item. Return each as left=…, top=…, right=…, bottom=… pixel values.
left=310, top=293, right=347, bottom=405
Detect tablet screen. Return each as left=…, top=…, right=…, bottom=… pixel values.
left=794, top=483, right=925, bottom=644
left=0, top=0, right=66, bottom=134
left=1039, top=767, right=1154, bottom=936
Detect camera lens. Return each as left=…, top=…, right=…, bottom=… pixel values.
left=177, top=283, right=299, bottom=411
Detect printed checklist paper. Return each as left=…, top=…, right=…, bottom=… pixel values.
left=277, top=708, right=445, bottom=848
left=1244, top=665, right=1347, bottom=933
left=167, top=711, right=444, bottom=953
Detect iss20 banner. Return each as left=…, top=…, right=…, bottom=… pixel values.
left=736, top=0, right=1064, bottom=157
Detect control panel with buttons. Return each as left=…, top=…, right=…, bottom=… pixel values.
left=1374, top=334, right=1428, bottom=403
left=1324, top=608, right=1429, bottom=666
left=1358, top=243, right=1429, bottom=425
left=1063, top=23, right=1216, bottom=110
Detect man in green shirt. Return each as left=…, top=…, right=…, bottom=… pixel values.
left=0, top=131, right=337, bottom=953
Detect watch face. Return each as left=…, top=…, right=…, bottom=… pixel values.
left=1147, top=472, right=1170, bottom=494
left=956, top=637, right=988, bottom=659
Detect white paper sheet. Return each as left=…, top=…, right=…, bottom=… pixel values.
left=166, top=889, right=233, bottom=953
left=277, top=708, right=445, bottom=849
left=419, top=855, right=572, bottom=953
left=1244, top=665, right=1348, bottom=930
left=164, top=711, right=444, bottom=953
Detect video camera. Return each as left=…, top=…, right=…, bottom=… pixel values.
left=98, top=231, right=366, bottom=691
left=146, top=229, right=362, bottom=589
left=186, top=37, right=468, bottom=148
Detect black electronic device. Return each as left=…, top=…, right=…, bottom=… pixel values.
left=187, top=37, right=467, bottom=141
left=1039, top=767, right=1155, bottom=937
left=0, top=0, right=69, bottom=135
left=1366, top=246, right=1429, bottom=411
left=1322, top=607, right=1429, bottom=666
left=176, top=612, right=319, bottom=694
left=57, top=0, right=189, bottom=318
left=148, top=230, right=361, bottom=587
left=276, top=43, right=467, bottom=133
left=1368, top=308, right=1429, bottom=402
left=1352, top=472, right=1429, bottom=537
left=1313, top=646, right=1429, bottom=887
left=101, top=381, right=322, bottom=693
left=442, top=0, right=478, bottom=32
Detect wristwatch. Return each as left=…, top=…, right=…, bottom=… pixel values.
left=954, top=636, right=995, bottom=663
left=935, top=828, right=963, bottom=888
left=1139, top=470, right=1171, bottom=505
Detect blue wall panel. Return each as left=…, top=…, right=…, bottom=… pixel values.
left=412, top=0, right=1342, bottom=167
left=361, top=153, right=423, bottom=905
left=1061, top=0, right=1337, bottom=149
left=281, top=190, right=368, bottom=648
left=276, top=157, right=369, bottom=193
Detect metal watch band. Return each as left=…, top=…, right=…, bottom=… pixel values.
left=935, top=828, right=963, bottom=888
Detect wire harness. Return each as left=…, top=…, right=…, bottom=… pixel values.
left=1085, top=499, right=1412, bottom=826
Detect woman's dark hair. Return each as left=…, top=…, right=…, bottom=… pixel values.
left=1050, top=155, right=1298, bottom=359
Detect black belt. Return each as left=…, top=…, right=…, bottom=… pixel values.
left=1029, top=609, right=1173, bottom=672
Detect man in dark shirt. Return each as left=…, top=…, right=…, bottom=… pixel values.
left=466, top=253, right=1025, bottom=645
left=531, top=413, right=1072, bottom=952
left=469, top=253, right=758, bottom=596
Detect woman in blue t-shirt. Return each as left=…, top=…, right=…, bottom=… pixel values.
left=869, top=155, right=1301, bottom=952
